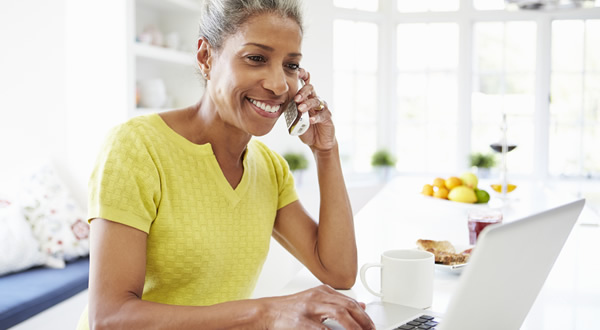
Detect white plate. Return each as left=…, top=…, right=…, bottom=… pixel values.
left=433, top=245, right=473, bottom=274
left=435, top=262, right=468, bottom=274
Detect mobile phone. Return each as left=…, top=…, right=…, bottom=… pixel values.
left=284, top=79, right=309, bottom=136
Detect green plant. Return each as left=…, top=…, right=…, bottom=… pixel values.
left=469, top=152, right=496, bottom=169
left=283, top=152, right=308, bottom=172
left=371, top=149, right=396, bottom=167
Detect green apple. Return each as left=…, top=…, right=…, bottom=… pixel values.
left=460, top=172, right=478, bottom=189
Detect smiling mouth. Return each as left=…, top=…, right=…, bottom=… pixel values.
left=247, top=97, right=281, bottom=113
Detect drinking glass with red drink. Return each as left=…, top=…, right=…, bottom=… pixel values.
left=467, top=208, right=503, bottom=245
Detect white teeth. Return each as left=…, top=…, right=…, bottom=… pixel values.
left=249, top=98, right=280, bottom=113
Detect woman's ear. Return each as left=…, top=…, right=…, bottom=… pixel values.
left=197, top=37, right=212, bottom=79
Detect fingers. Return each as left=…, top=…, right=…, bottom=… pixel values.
left=310, top=285, right=375, bottom=330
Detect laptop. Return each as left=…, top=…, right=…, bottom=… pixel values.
left=325, top=198, right=585, bottom=330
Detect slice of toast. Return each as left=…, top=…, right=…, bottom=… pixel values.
left=416, top=239, right=456, bottom=253
left=416, top=239, right=470, bottom=265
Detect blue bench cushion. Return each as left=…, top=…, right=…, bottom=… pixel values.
left=0, top=257, right=89, bottom=329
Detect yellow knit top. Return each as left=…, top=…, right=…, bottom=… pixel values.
left=77, top=114, right=297, bottom=329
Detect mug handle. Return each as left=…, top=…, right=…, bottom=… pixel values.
left=360, top=262, right=383, bottom=298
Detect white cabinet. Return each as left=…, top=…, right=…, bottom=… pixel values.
left=129, top=0, right=204, bottom=117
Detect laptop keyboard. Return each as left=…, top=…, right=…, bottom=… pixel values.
left=393, top=314, right=441, bottom=329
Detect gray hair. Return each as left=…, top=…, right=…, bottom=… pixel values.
left=198, top=0, right=304, bottom=51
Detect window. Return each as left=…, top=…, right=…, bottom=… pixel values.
left=471, top=21, right=536, bottom=175
left=332, top=0, right=600, bottom=179
left=550, top=19, right=600, bottom=177
left=397, top=0, right=459, bottom=12
left=333, top=0, right=378, bottom=12
left=396, top=23, right=459, bottom=173
left=333, top=20, right=379, bottom=172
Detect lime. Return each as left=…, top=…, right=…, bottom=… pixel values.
left=475, top=189, right=490, bottom=203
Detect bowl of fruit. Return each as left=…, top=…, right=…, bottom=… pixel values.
left=421, top=172, right=490, bottom=204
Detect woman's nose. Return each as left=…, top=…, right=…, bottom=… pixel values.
left=262, top=67, right=289, bottom=96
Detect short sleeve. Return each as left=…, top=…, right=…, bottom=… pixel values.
left=87, top=123, right=161, bottom=233
left=271, top=149, right=298, bottom=210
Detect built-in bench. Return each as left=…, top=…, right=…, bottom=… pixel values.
left=0, top=257, right=89, bottom=329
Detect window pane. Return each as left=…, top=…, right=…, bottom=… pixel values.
left=583, top=124, right=600, bottom=175
left=398, top=23, right=458, bottom=71
left=474, top=22, right=504, bottom=72
left=333, top=0, right=377, bottom=12
left=333, top=71, right=355, bottom=118
left=334, top=21, right=378, bottom=72
left=549, top=124, right=581, bottom=176
left=504, top=120, right=534, bottom=174
left=427, top=24, right=459, bottom=70
left=472, top=21, right=536, bottom=176
left=397, top=0, right=428, bottom=12
left=505, top=22, right=537, bottom=71
left=356, top=22, right=378, bottom=73
left=425, top=122, right=457, bottom=173
left=428, top=0, right=459, bottom=11
left=552, top=20, right=584, bottom=72
left=428, top=73, right=457, bottom=121
left=397, top=24, right=428, bottom=71
left=472, top=123, right=499, bottom=155
left=472, top=92, right=502, bottom=123
left=396, top=125, right=427, bottom=171
left=397, top=0, right=459, bottom=12
left=355, top=73, right=378, bottom=121
left=333, top=19, right=378, bottom=173
left=397, top=74, right=427, bottom=120
left=505, top=73, right=535, bottom=95
left=586, top=20, right=600, bottom=71
left=333, top=21, right=354, bottom=71
left=584, top=73, right=600, bottom=122
left=550, top=19, right=599, bottom=177
left=551, top=73, right=583, bottom=123
left=473, top=0, right=505, bottom=10
left=396, top=22, right=459, bottom=174
left=475, top=73, right=503, bottom=95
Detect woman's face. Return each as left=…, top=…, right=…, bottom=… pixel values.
left=206, top=12, right=303, bottom=136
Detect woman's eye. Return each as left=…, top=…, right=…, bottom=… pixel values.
left=247, top=55, right=266, bottom=63
left=286, top=63, right=300, bottom=71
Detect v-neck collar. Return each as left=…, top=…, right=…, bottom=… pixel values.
left=209, top=147, right=250, bottom=207
left=150, top=113, right=251, bottom=207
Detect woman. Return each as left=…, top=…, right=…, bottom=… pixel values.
left=78, top=0, right=374, bottom=329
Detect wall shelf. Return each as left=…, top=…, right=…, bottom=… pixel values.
left=138, top=0, right=202, bottom=13
left=134, top=43, right=195, bottom=66
left=130, top=0, right=203, bottom=117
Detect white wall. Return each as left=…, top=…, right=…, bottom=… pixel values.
left=0, top=0, right=68, bottom=190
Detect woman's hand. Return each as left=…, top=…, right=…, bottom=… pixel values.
left=294, top=69, right=336, bottom=152
left=262, top=285, right=375, bottom=329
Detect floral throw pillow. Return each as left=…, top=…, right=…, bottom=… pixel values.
left=20, top=162, right=90, bottom=268
left=0, top=195, right=46, bottom=276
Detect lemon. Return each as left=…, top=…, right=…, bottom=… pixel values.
left=433, top=186, right=449, bottom=199
left=491, top=184, right=517, bottom=193
left=475, top=189, right=490, bottom=203
left=432, top=177, right=446, bottom=189
left=421, top=184, right=434, bottom=196
left=448, top=186, right=477, bottom=203
left=445, top=176, right=462, bottom=190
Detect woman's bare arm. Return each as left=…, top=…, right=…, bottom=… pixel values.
left=88, top=218, right=371, bottom=330
left=273, top=143, right=357, bottom=290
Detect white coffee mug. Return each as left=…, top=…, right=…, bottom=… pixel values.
left=360, top=249, right=434, bottom=309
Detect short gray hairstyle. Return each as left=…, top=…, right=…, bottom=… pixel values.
left=198, top=0, right=304, bottom=51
